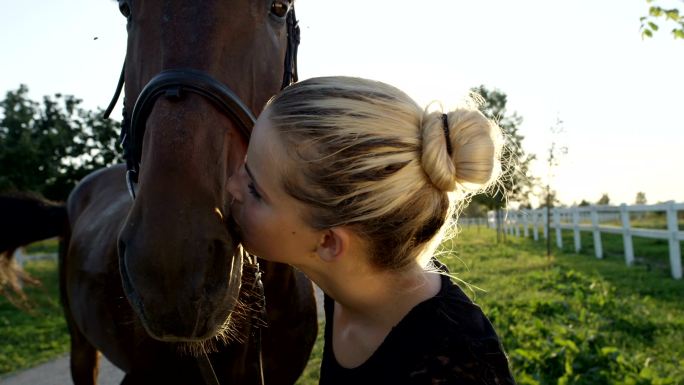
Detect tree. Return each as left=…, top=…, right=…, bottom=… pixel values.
left=578, top=199, right=591, bottom=207
left=537, top=190, right=560, bottom=209
left=597, top=193, right=611, bottom=205
left=0, top=85, right=122, bottom=201
left=640, top=0, right=684, bottom=39
left=635, top=191, right=647, bottom=205
left=518, top=202, right=533, bottom=210
left=542, top=116, right=568, bottom=255
left=470, top=85, right=536, bottom=241
left=462, top=200, right=488, bottom=218
left=470, top=86, right=536, bottom=208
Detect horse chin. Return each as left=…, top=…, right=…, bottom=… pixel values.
left=174, top=307, right=253, bottom=356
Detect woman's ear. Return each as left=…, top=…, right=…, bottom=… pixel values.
left=316, top=227, right=350, bottom=262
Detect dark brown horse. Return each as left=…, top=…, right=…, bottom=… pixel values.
left=1, top=1, right=317, bottom=384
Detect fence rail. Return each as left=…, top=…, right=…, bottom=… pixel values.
left=464, top=201, right=684, bottom=279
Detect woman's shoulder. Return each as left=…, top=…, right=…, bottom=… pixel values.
left=401, top=261, right=497, bottom=338
left=395, top=274, right=516, bottom=384
left=425, top=273, right=499, bottom=338
left=321, top=269, right=516, bottom=384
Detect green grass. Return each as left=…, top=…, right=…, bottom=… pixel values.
left=4, top=231, right=684, bottom=385
left=295, top=321, right=324, bottom=385
left=23, top=238, right=59, bottom=255
left=0, top=259, right=69, bottom=374
left=445, top=228, right=684, bottom=385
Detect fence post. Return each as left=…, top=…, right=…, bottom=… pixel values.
left=543, top=210, right=548, bottom=239
left=523, top=212, right=529, bottom=238
left=14, top=247, right=26, bottom=268
left=591, top=207, right=603, bottom=259
left=514, top=212, right=520, bottom=237
left=573, top=207, right=581, bottom=253
left=620, top=204, right=634, bottom=266
left=533, top=210, right=539, bottom=241
left=666, top=201, right=682, bottom=279
left=503, top=213, right=508, bottom=235
left=554, top=209, right=563, bottom=249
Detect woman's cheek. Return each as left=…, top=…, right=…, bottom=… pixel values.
left=242, top=207, right=264, bottom=237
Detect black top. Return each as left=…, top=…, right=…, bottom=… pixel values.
left=319, top=271, right=516, bottom=385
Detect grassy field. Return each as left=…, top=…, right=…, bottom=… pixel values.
left=447, top=228, right=684, bottom=385
left=23, top=238, right=59, bottom=255
left=0, top=259, right=68, bottom=374
left=3, top=229, right=683, bottom=384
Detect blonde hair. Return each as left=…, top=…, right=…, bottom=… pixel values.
left=267, top=77, right=502, bottom=271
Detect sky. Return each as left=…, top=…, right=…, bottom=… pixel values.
left=1, top=0, right=682, bottom=207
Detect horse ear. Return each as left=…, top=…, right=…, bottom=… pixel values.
left=315, top=228, right=349, bottom=263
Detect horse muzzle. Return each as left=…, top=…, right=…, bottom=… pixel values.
left=117, top=229, right=243, bottom=342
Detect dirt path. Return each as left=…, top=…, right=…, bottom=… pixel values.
left=0, top=286, right=324, bottom=385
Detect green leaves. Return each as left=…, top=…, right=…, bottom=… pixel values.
left=0, top=85, right=123, bottom=200
left=641, top=2, right=684, bottom=40
left=649, top=6, right=664, bottom=17
left=665, top=9, right=680, bottom=21
left=469, top=85, right=536, bottom=210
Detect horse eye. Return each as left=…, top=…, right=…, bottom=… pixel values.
left=119, top=1, right=131, bottom=18
left=270, top=0, right=290, bottom=18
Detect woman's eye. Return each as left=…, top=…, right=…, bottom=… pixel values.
left=248, top=182, right=262, bottom=200
left=270, top=0, right=290, bottom=18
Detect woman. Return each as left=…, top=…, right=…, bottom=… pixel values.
left=228, top=76, right=515, bottom=384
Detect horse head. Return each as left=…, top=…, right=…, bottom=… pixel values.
left=115, top=0, right=297, bottom=342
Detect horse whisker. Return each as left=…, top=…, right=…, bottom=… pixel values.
left=176, top=259, right=265, bottom=357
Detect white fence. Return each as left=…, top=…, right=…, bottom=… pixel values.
left=469, top=202, right=684, bottom=279
left=11, top=247, right=57, bottom=267
left=458, top=217, right=490, bottom=227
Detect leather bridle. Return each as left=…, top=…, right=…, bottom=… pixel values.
left=103, top=3, right=301, bottom=385
left=104, top=4, right=300, bottom=200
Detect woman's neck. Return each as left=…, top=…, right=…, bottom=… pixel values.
left=298, top=256, right=442, bottom=326
left=297, top=255, right=442, bottom=369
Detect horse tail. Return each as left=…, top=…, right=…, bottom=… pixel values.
left=0, top=192, right=67, bottom=305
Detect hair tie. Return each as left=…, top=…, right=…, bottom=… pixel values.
left=442, top=113, right=453, bottom=156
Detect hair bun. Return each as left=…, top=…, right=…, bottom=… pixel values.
left=420, top=107, right=502, bottom=193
